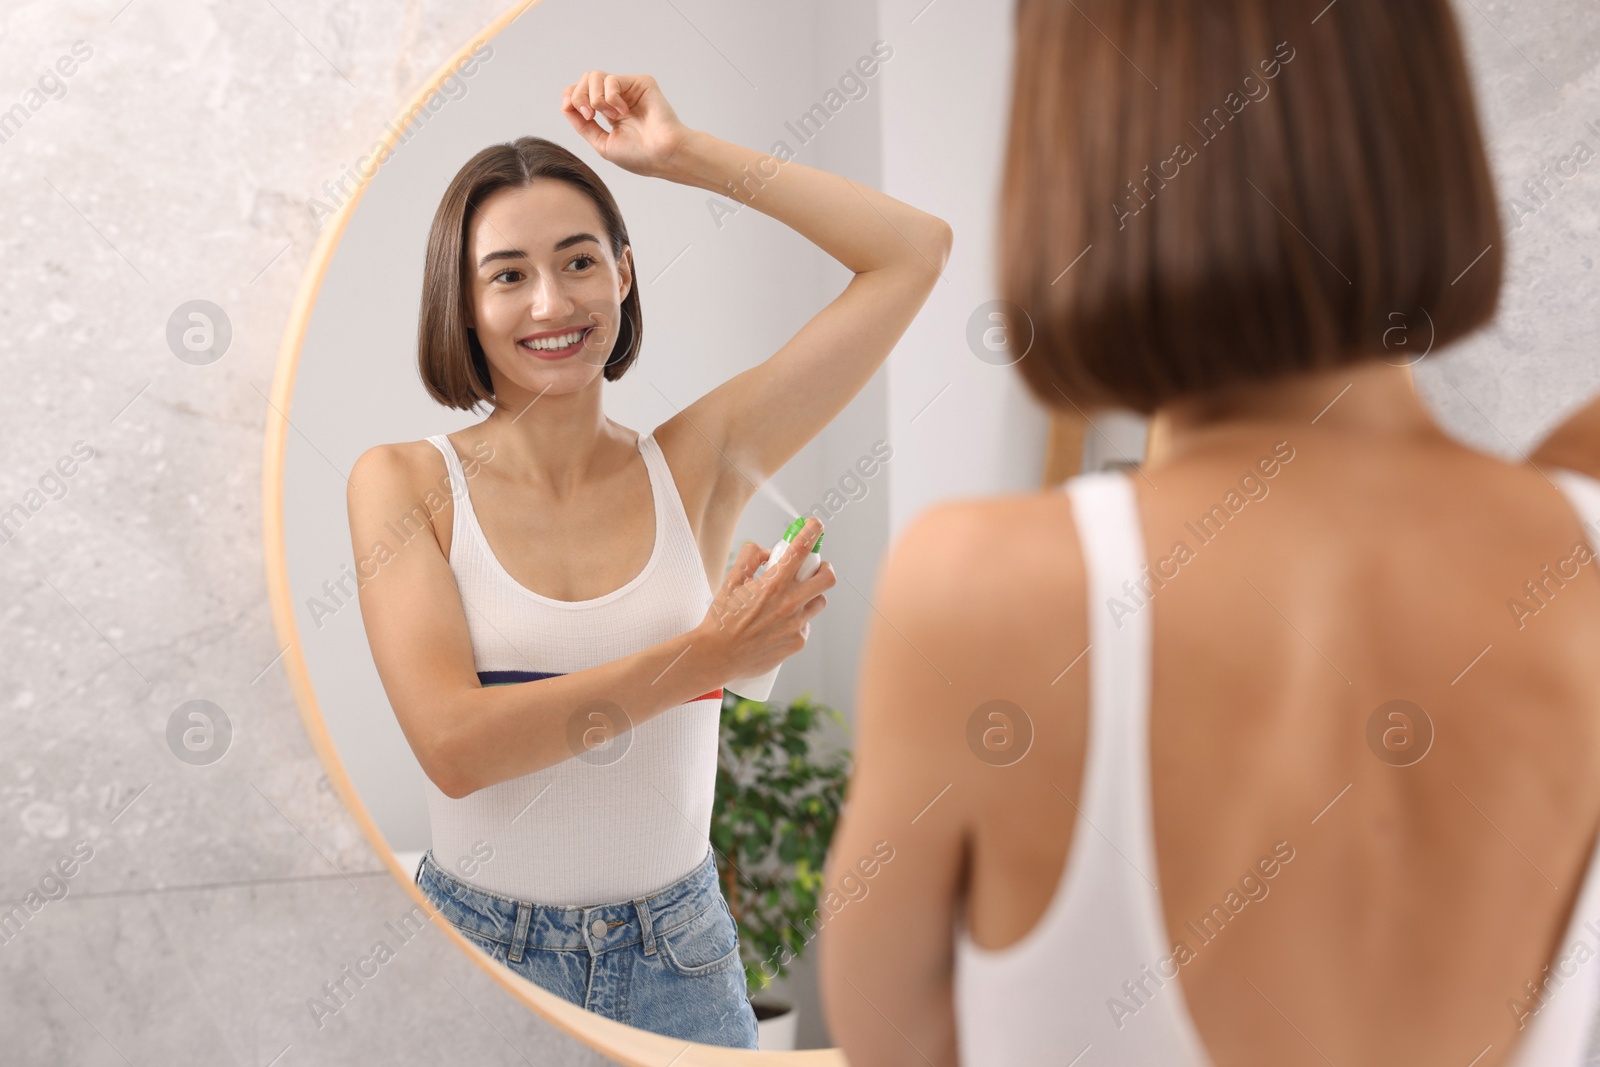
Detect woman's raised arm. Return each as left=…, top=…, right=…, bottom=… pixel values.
left=563, top=71, right=953, bottom=505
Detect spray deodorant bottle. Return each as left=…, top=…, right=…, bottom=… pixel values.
left=724, top=517, right=824, bottom=702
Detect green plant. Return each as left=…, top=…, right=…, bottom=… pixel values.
left=711, top=689, right=851, bottom=996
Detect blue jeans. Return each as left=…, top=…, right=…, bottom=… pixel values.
left=415, top=846, right=759, bottom=1049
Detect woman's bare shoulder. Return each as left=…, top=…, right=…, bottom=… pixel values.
left=859, top=489, right=1092, bottom=804
left=349, top=438, right=454, bottom=500
left=346, top=438, right=459, bottom=553
left=650, top=413, right=733, bottom=527
left=878, top=489, right=1085, bottom=651
left=1532, top=394, right=1600, bottom=481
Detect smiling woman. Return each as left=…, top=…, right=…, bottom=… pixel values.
left=415, top=139, right=646, bottom=405
left=341, top=68, right=949, bottom=1051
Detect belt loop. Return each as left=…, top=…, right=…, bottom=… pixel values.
left=635, top=897, right=657, bottom=956
left=507, top=902, right=532, bottom=963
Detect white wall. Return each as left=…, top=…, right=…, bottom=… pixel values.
left=875, top=0, right=1049, bottom=532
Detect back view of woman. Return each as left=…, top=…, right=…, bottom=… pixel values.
left=820, top=1, right=1600, bottom=1065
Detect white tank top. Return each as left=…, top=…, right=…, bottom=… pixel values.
left=421, top=429, right=724, bottom=906
left=954, top=466, right=1600, bottom=1066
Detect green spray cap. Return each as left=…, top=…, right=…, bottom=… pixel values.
left=781, top=516, right=824, bottom=553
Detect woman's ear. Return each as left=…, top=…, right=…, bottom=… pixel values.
left=617, top=245, right=634, bottom=303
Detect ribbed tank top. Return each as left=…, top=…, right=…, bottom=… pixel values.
left=421, top=429, right=724, bottom=906
left=953, top=466, right=1600, bottom=1066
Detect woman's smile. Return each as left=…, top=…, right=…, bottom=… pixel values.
left=517, top=324, right=594, bottom=360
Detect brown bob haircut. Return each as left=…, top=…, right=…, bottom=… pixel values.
left=417, top=136, right=642, bottom=411
left=1001, top=0, right=1504, bottom=416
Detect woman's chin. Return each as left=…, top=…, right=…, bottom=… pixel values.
left=499, top=363, right=599, bottom=399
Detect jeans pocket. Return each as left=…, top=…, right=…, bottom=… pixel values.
left=420, top=874, right=512, bottom=953
left=439, top=885, right=519, bottom=944
left=657, top=898, right=742, bottom=978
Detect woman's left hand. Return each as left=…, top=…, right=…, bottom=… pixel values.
left=560, top=71, right=693, bottom=180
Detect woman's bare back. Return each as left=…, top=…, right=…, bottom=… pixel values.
left=961, top=426, right=1600, bottom=1066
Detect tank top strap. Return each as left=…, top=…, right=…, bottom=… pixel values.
left=635, top=429, right=710, bottom=594
left=635, top=431, right=678, bottom=525
left=634, top=430, right=669, bottom=523
left=1057, top=469, right=1213, bottom=1065
left=1551, top=468, right=1600, bottom=554
left=424, top=434, right=470, bottom=554
left=1505, top=441, right=1600, bottom=1064
left=1063, top=469, right=1163, bottom=904
left=425, top=434, right=466, bottom=487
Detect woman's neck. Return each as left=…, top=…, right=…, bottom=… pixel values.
left=474, top=385, right=623, bottom=498
left=1146, top=359, right=1455, bottom=466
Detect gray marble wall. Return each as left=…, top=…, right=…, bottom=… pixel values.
left=3, top=1, right=1596, bottom=1066
left=1409, top=0, right=1600, bottom=457
left=2, top=1, right=608, bottom=1063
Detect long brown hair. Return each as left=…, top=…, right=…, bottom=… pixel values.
left=417, top=136, right=643, bottom=412
left=1000, top=0, right=1504, bottom=416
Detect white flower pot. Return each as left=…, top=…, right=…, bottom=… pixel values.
left=754, top=997, right=799, bottom=1051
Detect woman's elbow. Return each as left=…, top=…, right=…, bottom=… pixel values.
left=914, top=218, right=954, bottom=277
left=418, top=722, right=478, bottom=800
left=428, top=764, right=477, bottom=801
left=930, top=217, right=953, bottom=262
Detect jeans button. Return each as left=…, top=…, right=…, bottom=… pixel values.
left=589, top=918, right=607, bottom=938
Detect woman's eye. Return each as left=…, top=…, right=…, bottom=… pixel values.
left=490, top=257, right=591, bottom=283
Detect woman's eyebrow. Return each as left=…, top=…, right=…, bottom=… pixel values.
left=553, top=232, right=600, bottom=251
left=476, top=232, right=600, bottom=268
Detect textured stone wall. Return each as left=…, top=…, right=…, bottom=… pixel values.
left=1, top=2, right=606, bottom=1062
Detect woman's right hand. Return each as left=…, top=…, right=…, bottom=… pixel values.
left=560, top=71, right=694, bottom=181
left=698, top=517, right=835, bottom=682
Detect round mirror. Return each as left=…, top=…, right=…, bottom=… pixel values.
left=263, top=1, right=917, bottom=1061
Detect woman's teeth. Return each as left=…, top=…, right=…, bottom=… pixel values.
left=520, top=328, right=587, bottom=351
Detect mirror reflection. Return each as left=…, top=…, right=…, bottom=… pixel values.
left=343, top=79, right=947, bottom=1045
left=284, top=1, right=941, bottom=1053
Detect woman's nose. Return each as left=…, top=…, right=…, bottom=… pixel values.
left=529, top=277, right=577, bottom=321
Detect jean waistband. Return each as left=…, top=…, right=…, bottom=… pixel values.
left=415, top=846, right=721, bottom=964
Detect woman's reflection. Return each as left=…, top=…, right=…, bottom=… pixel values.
left=345, top=70, right=949, bottom=1047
